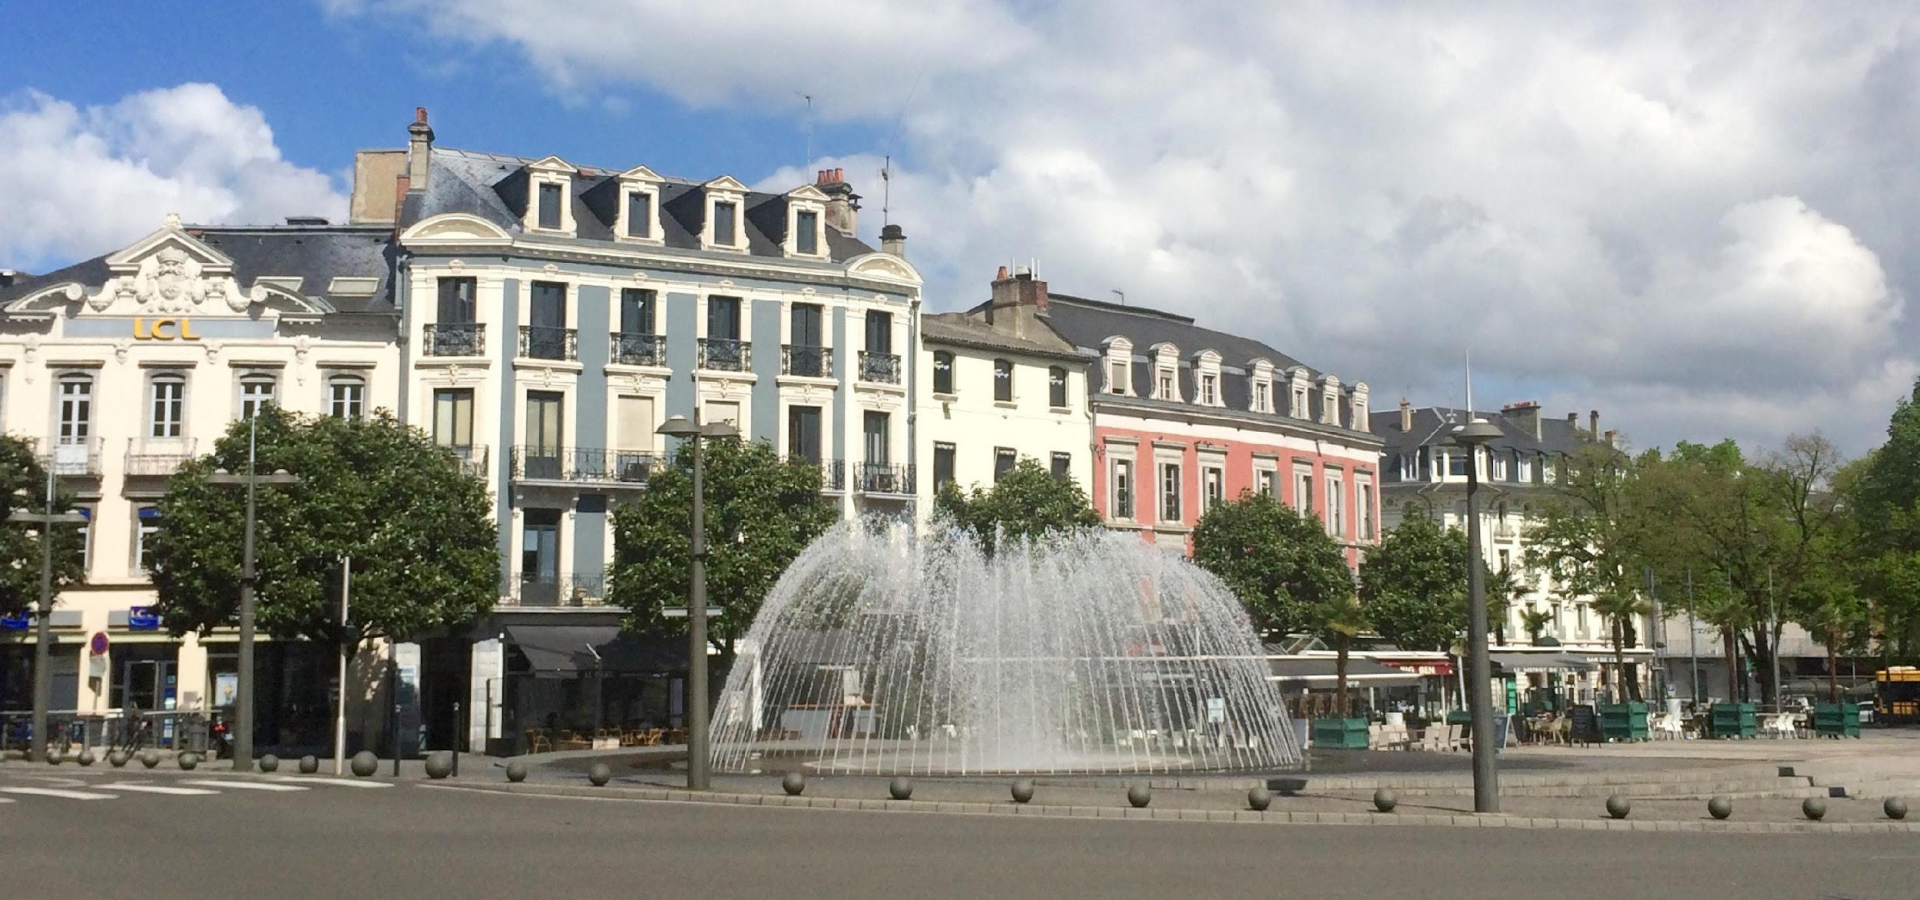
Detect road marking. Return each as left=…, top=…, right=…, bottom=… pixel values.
left=99, top=783, right=220, bottom=796
left=184, top=779, right=307, bottom=792
left=279, top=777, right=393, bottom=788
left=0, top=787, right=116, bottom=800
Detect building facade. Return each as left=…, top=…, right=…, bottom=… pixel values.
left=0, top=214, right=399, bottom=747
left=917, top=267, right=1094, bottom=511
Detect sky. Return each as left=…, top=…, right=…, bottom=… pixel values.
left=4, top=1, right=1918, bottom=458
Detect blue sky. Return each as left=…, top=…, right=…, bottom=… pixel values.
left=5, top=1, right=1920, bottom=455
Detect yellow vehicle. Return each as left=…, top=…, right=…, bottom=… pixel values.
left=1876, top=667, right=1920, bottom=724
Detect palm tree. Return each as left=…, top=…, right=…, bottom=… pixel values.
left=1590, top=591, right=1654, bottom=702
left=1694, top=584, right=1756, bottom=702
left=1317, top=594, right=1370, bottom=717
left=1485, top=564, right=1524, bottom=645
left=1520, top=608, right=1556, bottom=645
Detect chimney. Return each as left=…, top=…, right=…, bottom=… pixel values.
left=880, top=223, right=906, bottom=258
left=0, top=270, right=17, bottom=289
left=1566, top=412, right=1578, bottom=429
left=817, top=167, right=859, bottom=237
left=407, top=107, right=434, bottom=193
left=1398, top=397, right=1412, bottom=432
left=1604, top=429, right=1619, bottom=448
left=983, top=266, right=1050, bottom=339
left=1589, top=409, right=1600, bottom=438
left=1502, top=400, right=1541, bottom=441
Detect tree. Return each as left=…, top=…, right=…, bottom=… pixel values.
left=1854, top=378, right=1920, bottom=660
left=1590, top=590, right=1653, bottom=701
left=1316, top=593, right=1370, bottom=715
left=1519, top=608, right=1555, bottom=645
left=1358, top=515, right=1468, bottom=653
left=933, top=458, right=1100, bottom=555
left=0, top=435, right=88, bottom=617
left=608, top=438, right=837, bottom=657
left=148, top=408, right=499, bottom=651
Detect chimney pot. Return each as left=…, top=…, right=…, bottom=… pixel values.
left=996, top=265, right=1008, bottom=280
left=1399, top=397, right=1412, bottom=432
left=1590, top=410, right=1600, bottom=436
left=406, top=106, right=435, bottom=193
left=879, top=224, right=906, bottom=258
left=414, top=106, right=429, bottom=124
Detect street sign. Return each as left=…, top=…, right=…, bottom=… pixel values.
left=127, top=607, right=160, bottom=631
left=90, top=632, right=109, bottom=655
left=662, top=606, right=725, bottom=618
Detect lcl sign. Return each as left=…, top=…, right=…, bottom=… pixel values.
left=132, top=318, right=202, bottom=340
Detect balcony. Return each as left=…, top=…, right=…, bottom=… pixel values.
left=856, top=462, right=914, bottom=496
left=511, top=446, right=656, bottom=484
left=818, top=459, right=845, bottom=492
left=40, top=438, right=103, bottom=478
left=782, top=344, right=833, bottom=378
left=611, top=332, right=665, bottom=367
left=1494, top=522, right=1519, bottom=541
left=858, top=351, right=901, bottom=384
left=698, top=338, right=751, bottom=372
left=423, top=322, right=485, bottom=357
left=441, top=443, right=490, bottom=479
left=519, top=325, right=578, bottom=361
left=124, top=438, right=197, bottom=477
left=509, top=572, right=607, bottom=608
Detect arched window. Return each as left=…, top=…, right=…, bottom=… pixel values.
left=148, top=373, right=185, bottom=438
left=239, top=373, right=277, bottom=420
left=993, top=359, right=1013, bottom=402
left=932, top=350, right=955, bottom=395
left=329, top=374, right=366, bottom=420
left=1048, top=366, right=1067, bottom=407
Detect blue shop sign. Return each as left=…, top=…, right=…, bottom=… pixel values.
left=1, top=612, right=28, bottom=631
left=127, top=607, right=161, bottom=631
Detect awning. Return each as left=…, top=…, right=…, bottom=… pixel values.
left=1267, top=658, right=1421, bottom=689
left=1488, top=652, right=1595, bottom=673
left=503, top=624, right=686, bottom=676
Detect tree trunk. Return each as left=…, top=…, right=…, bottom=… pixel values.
left=1334, top=634, right=1351, bottom=717
left=1612, top=619, right=1628, bottom=704
left=1826, top=628, right=1840, bottom=705
left=1721, top=627, right=1738, bottom=704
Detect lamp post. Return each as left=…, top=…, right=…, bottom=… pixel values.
left=656, top=413, right=739, bottom=790
left=1453, top=416, right=1503, bottom=814
left=10, top=466, right=86, bottom=763
left=205, top=417, right=299, bottom=771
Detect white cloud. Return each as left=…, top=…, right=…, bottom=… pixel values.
left=333, top=0, right=1920, bottom=453
left=0, top=84, right=345, bottom=272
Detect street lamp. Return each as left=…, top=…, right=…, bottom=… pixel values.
left=205, top=417, right=299, bottom=771
left=9, top=467, right=86, bottom=763
left=1452, top=416, right=1503, bottom=814
left=656, top=413, right=739, bottom=791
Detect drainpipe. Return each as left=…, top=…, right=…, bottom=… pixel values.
left=907, top=295, right=920, bottom=522
left=395, top=253, right=412, bottom=423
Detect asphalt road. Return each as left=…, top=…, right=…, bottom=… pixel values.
left=2, top=769, right=1914, bottom=900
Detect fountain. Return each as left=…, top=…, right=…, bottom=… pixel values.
left=709, top=520, right=1302, bottom=775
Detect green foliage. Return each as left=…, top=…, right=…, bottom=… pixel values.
left=148, top=407, right=499, bottom=646
left=932, top=458, right=1100, bottom=555
left=1359, top=514, right=1469, bottom=652
left=1191, top=491, right=1354, bottom=642
left=608, top=438, right=837, bottom=654
left=0, top=435, right=88, bottom=616
left=1854, top=379, right=1920, bottom=660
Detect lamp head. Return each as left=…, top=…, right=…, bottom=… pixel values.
left=1452, top=418, right=1503, bottom=446
left=699, top=421, right=741, bottom=440
left=655, top=415, right=699, bottom=439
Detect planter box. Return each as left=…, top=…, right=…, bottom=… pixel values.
left=1597, top=702, right=1649, bottom=742
left=1709, top=702, right=1757, bottom=739
left=1814, top=702, right=1861, bottom=739
left=1310, top=717, right=1369, bottom=750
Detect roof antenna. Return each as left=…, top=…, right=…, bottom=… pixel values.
left=797, top=92, right=813, bottom=178
left=1112, top=289, right=1125, bottom=306
left=1464, top=350, right=1474, bottom=418
left=881, top=155, right=892, bottom=227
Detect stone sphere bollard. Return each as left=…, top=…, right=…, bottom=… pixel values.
left=140, top=749, right=161, bottom=769
left=1885, top=797, right=1909, bottom=821
left=350, top=751, right=379, bottom=777
left=259, top=754, right=280, bottom=773
left=77, top=749, right=96, bottom=767
left=506, top=758, right=529, bottom=783
left=1802, top=797, right=1827, bottom=821
left=46, top=747, right=64, bottom=765
left=1707, top=796, right=1732, bottom=820
left=1605, top=795, right=1631, bottom=819
left=1011, top=779, right=1035, bottom=804
left=108, top=749, right=129, bottom=768
left=587, top=762, right=612, bottom=786
left=1373, top=788, right=1398, bottom=813
left=889, top=777, right=913, bottom=801
left=424, top=751, right=453, bottom=780
left=178, top=752, right=199, bottom=770
left=782, top=772, right=806, bottom=796
left=1247, top=786, right=1272, bottom=812
left=1127, top=783, right=1151, bottom=808
left=299, top=755, right=320, bottom=775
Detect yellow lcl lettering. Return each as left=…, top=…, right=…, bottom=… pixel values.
left=151, top=319, right=177, bottom=340
left=178, top=319, right=198, bottom=340
left=133, top=318, right=150, bottom=339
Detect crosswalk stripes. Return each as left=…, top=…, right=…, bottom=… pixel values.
left=183, top=779, right=307, bottom=792
left=0, top=786, right=116, bottom=800
left=97, top=783, right=220, bottom=796
left=274, top=777, right=393, bottom=789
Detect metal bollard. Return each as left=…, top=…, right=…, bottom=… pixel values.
left=452, top=702, right=461, bottom=778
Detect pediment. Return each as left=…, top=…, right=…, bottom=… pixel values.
left=844, top=252, right=922, bottom=287
left=400, top=213, right=514, bottom=244
left=528, top=155, right=579, bottom=174
left=703, top=175, right=750, bottom=194
left=105, top=215, right=234, bottom=274
left=619, top=165, right=664, bottom=184
left=787, top=184, right=829, bottom=203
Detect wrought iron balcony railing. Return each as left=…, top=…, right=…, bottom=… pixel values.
left=511, top=446, right=656, bottom=484
left=519, top=325, right=578, bottom=361
left=858, top=351, right=901, bottom=384
left=124, top=438, right=198, bottom=477
left=782, top=344, right=832, bottom=378
left=611, top=332, right=665, bottom=367
left=698, top=338, right=751, bottom=372
left=423, top=322, right=485, bottom=357
left=508, top=572, right=608, bottom=608
left=856, top=462, right=915, bottom=496
left=440, top=443, right=490, bottom=478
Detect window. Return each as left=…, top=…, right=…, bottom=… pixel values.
left=707, top=296, right=741, bottom=341
left=626, top=191, right=653, bottom=239
left=1293, top=467, right=1314, bottom=516
left=527, top=281, right=569, bottom=359
left=328, top=375, right=364, bottom=421
left=932, top=351, right=955, bottom=394
left=933, top=442, right=956, bottom=490
left=239, top=374, right=276, bottom=420
left=865, top=310, right=892, bottom=353
left=1200, top=374, right=1218, bottom=406
left=1491, top=453, right=1507, bottom=481
left=537, top=182, right=563, bottom=230
left=1291, top=386, right=1308, bottom=418
left=1358, top=480, right=1375, bottom=540
left=704, top=401, right=741, bottom=429
left=148, top=374, right=185, bottom=438
left=620, top=289, right=655, bottom=335
left=1399, top=453, right=1416, bottom=481
left=433, top=389, right=474, bottom=449
left=994, top=359, right=1013, bottom=402
left=1051, top=452, right=1071, bottom=480
left=787, top=406, right=823, bottom=464
left=1159, top=462, right=1182, bottom=523
left=134, top=507, right=160, bottom=574
left=1256, top=469, right=1277, bottom=499
left=437, top=277, right=476, bottom=323
left=75, top=507, right=91, bottom=573
left=524, top=391, right=565, bottom=479
left=1049, top=366, right=1068, bottom=408
left=1157, top=369, right=1175, bottom=401
left=616, top=395, right=656, bottom=478
left=1448, top=451, right=1469, bottom=477
left=863, top=411, right=890, bottom=466
left=795, top=210, right=819, bottom=255
left=1112, top=459, right=1135, bottom=519
left=1325, top=473, right=1344, bottom=535
left=521, top=509, right=561, bottom=603
left=995, top=448, right=1018, bottom=481
left=1201, top=466, right=1224, bottom=514
left=1109, top=359, right=1128, bottom=394
left=58, top=374, right=92, bottom=443
left=711, top=200, right=737, bottom=246
left=787, top=303, right=825, bottom=377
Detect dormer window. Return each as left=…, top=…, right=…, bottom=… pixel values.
left=615, top=166, right=664, bottom=243
left=795, top=210, right=819, bottom=255
left=523, top=157, right=578, bottom=235
left=713, top=201, right=738, bottom=246
left=1319, top=376, right=1342, bottom=426
left=626, top=191, right=653, bottom=239
left=1109, top=359, right=1128, bottom=394
left=701, top=176, right=751, bottom=251
left=1200, top=374, right=1218, bottom=405
left=1350, top=384, right=1370, bottom=432
left=1193, top=350, right=1223, bottom=407
left=1288, top=367, right=1312, bottom=419
left=537, top=183, right=563, bottom=230
left=1157, top=369, right=1176, bottom=401
left=1291, top=386, right=1308, bottom=418
left=1104, top=338, right=1133, bottom=396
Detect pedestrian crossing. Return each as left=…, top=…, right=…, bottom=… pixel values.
left=0, top=772, right=396, bottom=803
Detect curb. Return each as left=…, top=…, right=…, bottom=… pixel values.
left=419, top=782, right=1920, bottom=834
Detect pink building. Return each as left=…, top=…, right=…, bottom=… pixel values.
left=1031, top=278, right=1382, bottom=562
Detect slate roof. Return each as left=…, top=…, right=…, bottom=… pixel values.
left=0, top=224, right=397, bottom=315
left=920, top=311, right=1089, bottom=361
left=402, top=147, right=876, bottom=263
left=1368, top=406, right=1588, bottom=456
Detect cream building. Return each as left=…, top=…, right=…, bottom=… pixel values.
left=0, top=214, right=399, bottom=747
